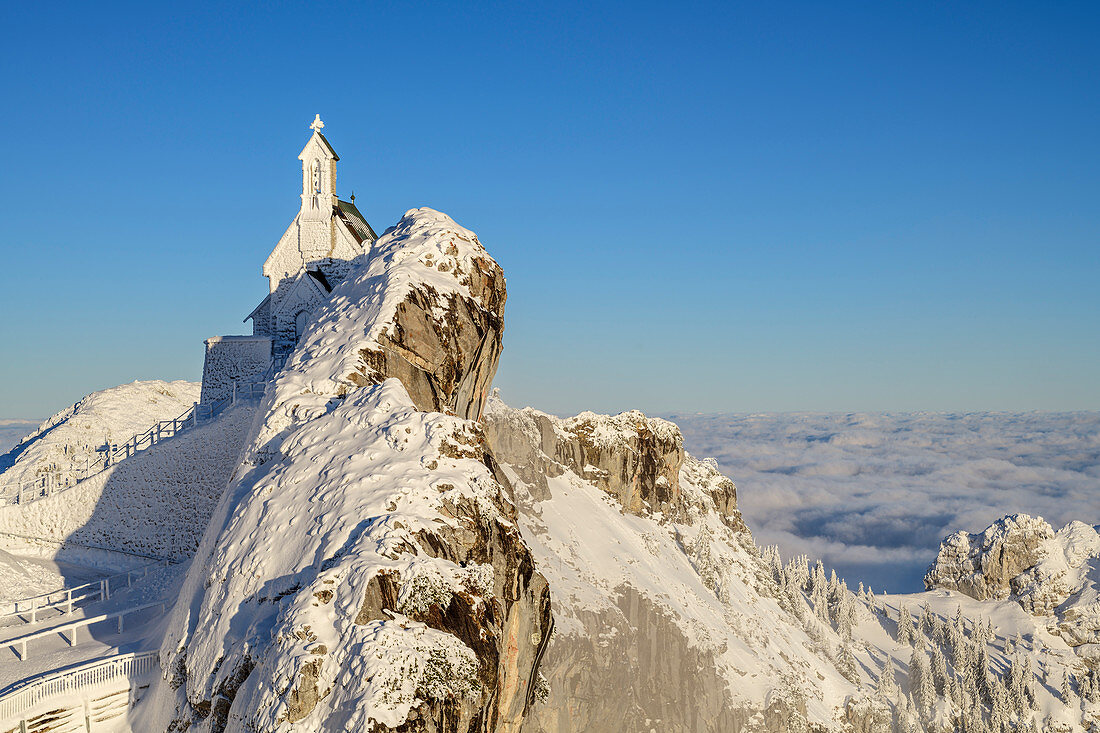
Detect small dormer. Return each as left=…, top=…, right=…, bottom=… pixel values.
left=299, top=114, right=339, bottom=221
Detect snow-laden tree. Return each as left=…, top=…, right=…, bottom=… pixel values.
left=910, top=648, right=935, bottom=718
left=898, top=605, right=916, bottom=646
left=837, top=643, right=861, bottom=684
left=878, top=657, right=897, bottom=700
left=920, top=603, right=934, bottom=636
left=930, top=645, right=948, bottom=696
left=1060, top=670, right=1076, bottom=704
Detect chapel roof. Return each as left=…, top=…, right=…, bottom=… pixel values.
left=315, top=132, right=339, bottom=161
left=336, top=199, right=378, bottom=244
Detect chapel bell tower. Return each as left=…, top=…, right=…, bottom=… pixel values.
left=299, top=114, right=338, bottom=222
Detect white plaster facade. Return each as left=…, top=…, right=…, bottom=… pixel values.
left=247, top=115, right=377, bottom=356
left=201, top=117, right=377, bottom=402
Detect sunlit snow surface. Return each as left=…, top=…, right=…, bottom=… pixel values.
left=669, top=412, right=1100, bottom=593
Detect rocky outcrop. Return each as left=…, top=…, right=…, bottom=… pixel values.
left=924, top=514, right=1055, bottom=601
left=483, top=398, right=860, bottom=731
left=926, top=514, right=1100, bottom=649
left=139, top=209, right=550, bottom=733
left=284, top=208, right=505, bottom=422
left=483, top=400, right=744, bottom=530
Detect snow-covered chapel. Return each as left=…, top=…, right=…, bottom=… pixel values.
left=200, top=116, right=377, bottom=402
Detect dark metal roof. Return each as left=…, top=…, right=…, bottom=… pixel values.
left=306, top=269, right=332, bottom=292
left=336, top=199, right=378, bottom=245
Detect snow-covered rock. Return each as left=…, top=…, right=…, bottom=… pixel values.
left=273, top=207, right=505, bottom=424
left=926, top=514, right=1100, bottom=649
left=140, top=208, right=551, bottom=733
left=482, top=398, right=877, bottom=731
left=0, top=380, right=200, bottom=491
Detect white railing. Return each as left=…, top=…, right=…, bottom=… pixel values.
left=1, top=601, right=165, bottom=661
left=1, top=558, right=171, bottom=624
left=0, top=375, right=271, bottom=508
left=0, top=650, right=157, bottom=726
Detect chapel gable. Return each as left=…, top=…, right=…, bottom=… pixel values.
left=200, top=117, right=377, bottom=402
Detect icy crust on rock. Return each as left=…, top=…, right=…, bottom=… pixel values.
left=926, top=514, right=1100, bottom=647
left=0, top=380, right=200, bottom=490
left=482, top=397, right=887, bottom=729
left=147, top=380, right=548, bottom=732
left=261, top=207, right=505, bottom=441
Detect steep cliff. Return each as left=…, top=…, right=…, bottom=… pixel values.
left=482, top=398, right=888, bottom=731
left=139, top=209, right=551, bottom=733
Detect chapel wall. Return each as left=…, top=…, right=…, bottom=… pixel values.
left=200, top=336, right=273, bottom=403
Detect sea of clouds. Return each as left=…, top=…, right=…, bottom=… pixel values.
left=0, top=419, right=38, bottom=456
left=668, top=412, right=1100, bottom=593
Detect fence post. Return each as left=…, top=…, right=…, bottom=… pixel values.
left=67, top=588, right=73, bottom=615
left=193, top=403, right=199, bottom=427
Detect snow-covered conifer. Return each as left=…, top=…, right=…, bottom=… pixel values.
left=898, top=605, right=914, bottom=645
left=930, top=645, right=948, bottom=695
left=1060, top=670, right=1076, bottom=704
left=878, top=657, right=897, bottom=699
left=910, top=648, right=934, bottom=716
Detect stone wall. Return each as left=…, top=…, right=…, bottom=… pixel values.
left=200, top=336, right=272, bottom=403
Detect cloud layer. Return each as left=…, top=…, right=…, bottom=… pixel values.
left=667, top=412, right=1100, bottom=592
left=0, top=419, right=38, bottom=456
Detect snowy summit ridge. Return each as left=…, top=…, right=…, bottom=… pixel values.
left=140, top=207, right=550, bottom=733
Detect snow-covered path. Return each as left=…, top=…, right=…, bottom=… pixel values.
left=0, top=561, right=184, bottom=692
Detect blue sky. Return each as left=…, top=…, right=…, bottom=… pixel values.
left=1, top=1, right=1097, bottom=419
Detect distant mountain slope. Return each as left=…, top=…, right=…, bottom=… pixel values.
left=0, top=380, right=201, bottom=491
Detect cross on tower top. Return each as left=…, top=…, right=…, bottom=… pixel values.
left=310, top=114, right=324, bottom=133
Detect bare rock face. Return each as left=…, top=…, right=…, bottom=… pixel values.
left=924, top=514, right=1055, bottom=601
left=483, top=400, right=744, bottom=529
left=482, top=399, right=859, bottom=731
left=141, top=209, right=550, bottom=733
left=347, top=215, right=506, bottom=422
left=926, top=514, right=1100, bottom=650
left=279, top=207, right=506, bottom=424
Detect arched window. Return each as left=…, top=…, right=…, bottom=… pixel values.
left=312, top=160, right=322, bottom=194
left=295, top=310, right=309, bottom=341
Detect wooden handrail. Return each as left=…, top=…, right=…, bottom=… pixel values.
left=1, top=601, right=165, bottom=661
left=0, top=365, right=276, bottom=507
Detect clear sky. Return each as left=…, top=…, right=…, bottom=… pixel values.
left=1, top=1, right=1097, bottom=419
